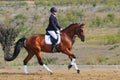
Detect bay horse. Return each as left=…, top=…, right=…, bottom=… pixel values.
left=5, top=23, right=85, bottom=74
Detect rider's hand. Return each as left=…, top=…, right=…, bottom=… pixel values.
left=60, top=28, right=63, bottom=31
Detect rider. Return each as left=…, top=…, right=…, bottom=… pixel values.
left=46, top=7, right=62, bottom=52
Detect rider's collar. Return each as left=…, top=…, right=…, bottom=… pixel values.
left=51, top=13, right=56, bottom=17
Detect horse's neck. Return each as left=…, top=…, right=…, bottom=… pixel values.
left=62, top=27, right=76, bottom=41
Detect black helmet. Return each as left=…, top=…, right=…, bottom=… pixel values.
left=50, top=7, right=57, bottom=12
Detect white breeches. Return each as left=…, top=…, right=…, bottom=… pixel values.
left=48, top=31, right=60, bottom=40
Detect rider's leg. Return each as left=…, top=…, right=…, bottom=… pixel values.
left=48, top=31, right=58, bottom=52
left=48, top=31, right=57, bottom=39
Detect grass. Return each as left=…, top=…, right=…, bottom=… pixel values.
left=34, top=0, right=120, bottom=6
left=43, top=57, right=58, bottom=65
left=104, top=30, right=120, bottom=45
left=86, top=27, right=120, bottom=45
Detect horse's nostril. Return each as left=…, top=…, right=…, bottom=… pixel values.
left=81, top=39, right=84, bottom=42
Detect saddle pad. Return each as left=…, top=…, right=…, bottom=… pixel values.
left=45, top=34, right=61, bottom=45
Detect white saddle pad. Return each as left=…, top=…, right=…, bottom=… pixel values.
left=45, top=34, right=61, bottom=45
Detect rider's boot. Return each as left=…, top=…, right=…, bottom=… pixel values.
left=52, top=42, right=56, bottom=52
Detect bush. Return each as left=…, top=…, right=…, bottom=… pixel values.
left=96, top=55, right=106, bottom=64
left=43, top=57, right=57, bottom=65
left=92, top=16, right=104, bottom=27
left=85, top=55, right=107, bottom=65
left=104, top=30, right=120, bottom=44
left=14, top=14, right=27, bottom=26
left=58, top=9, right=84, bottom=27
left=104, top=13, right=115, bottom=23
left=91, top=13, right=117, bottom=28
left=0, top=24, right=20, bottom=55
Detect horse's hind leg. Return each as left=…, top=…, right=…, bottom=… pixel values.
left=35, top=52, right=53, bottom=74
left=23, top=53, right=34, bottom=74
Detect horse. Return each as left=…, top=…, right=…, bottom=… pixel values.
left=5, top=23, right=85, bottom=74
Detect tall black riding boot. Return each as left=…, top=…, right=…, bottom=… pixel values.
left=52, top=43, right=56, bottom=52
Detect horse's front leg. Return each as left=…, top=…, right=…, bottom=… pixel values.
left=68, top=54, right=80, bottom=74
left=70, top=57, right=80, bottom=74
left=65, top=49, right=80, bottom=74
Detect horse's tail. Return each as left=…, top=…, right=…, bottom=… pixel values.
left=5, top=37, right=26, bottom=61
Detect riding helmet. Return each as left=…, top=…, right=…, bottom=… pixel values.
left=50, top=7, right=57, bottom=12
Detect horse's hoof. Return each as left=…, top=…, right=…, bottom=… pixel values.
left=68, top=64, right=72, bottom=69
left=49, top=72, right=53, bottom=75
left=77, top=69, right=80, bottom=74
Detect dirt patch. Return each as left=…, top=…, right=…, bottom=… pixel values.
left=0, top=68, right=120, bottom=80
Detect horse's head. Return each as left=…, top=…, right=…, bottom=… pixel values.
left=61, top=23, right=85, bottom=42
left=76, top=23, right=85, bottom=42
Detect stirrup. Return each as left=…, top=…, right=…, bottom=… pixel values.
left=52, top=45, right=60, bottom=52
left=52, top=47, right=56, bottom=52
left=52, top=44, right=56, bottom=52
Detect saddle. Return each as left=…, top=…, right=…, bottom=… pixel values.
left=45, top=32, right=61, bottom=45
left=45, top=32, right=61, bottom=52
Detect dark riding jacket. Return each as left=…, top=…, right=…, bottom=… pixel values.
left=46, top=14, right=61, bottom=31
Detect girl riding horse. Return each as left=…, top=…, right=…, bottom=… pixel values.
left=5, top=23, right=85, bottom=74
left=46, top=7, right=62, bottom=52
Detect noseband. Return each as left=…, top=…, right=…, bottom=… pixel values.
left=76, top=25, right=85, bottom=40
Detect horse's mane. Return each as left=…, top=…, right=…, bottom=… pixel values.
left=62, top=23, right=79, bottom=31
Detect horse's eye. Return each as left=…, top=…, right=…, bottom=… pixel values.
left=79, top=29, right=83, bottom=32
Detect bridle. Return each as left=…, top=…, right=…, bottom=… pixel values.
left=76, top=26, right=85, bottom=41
